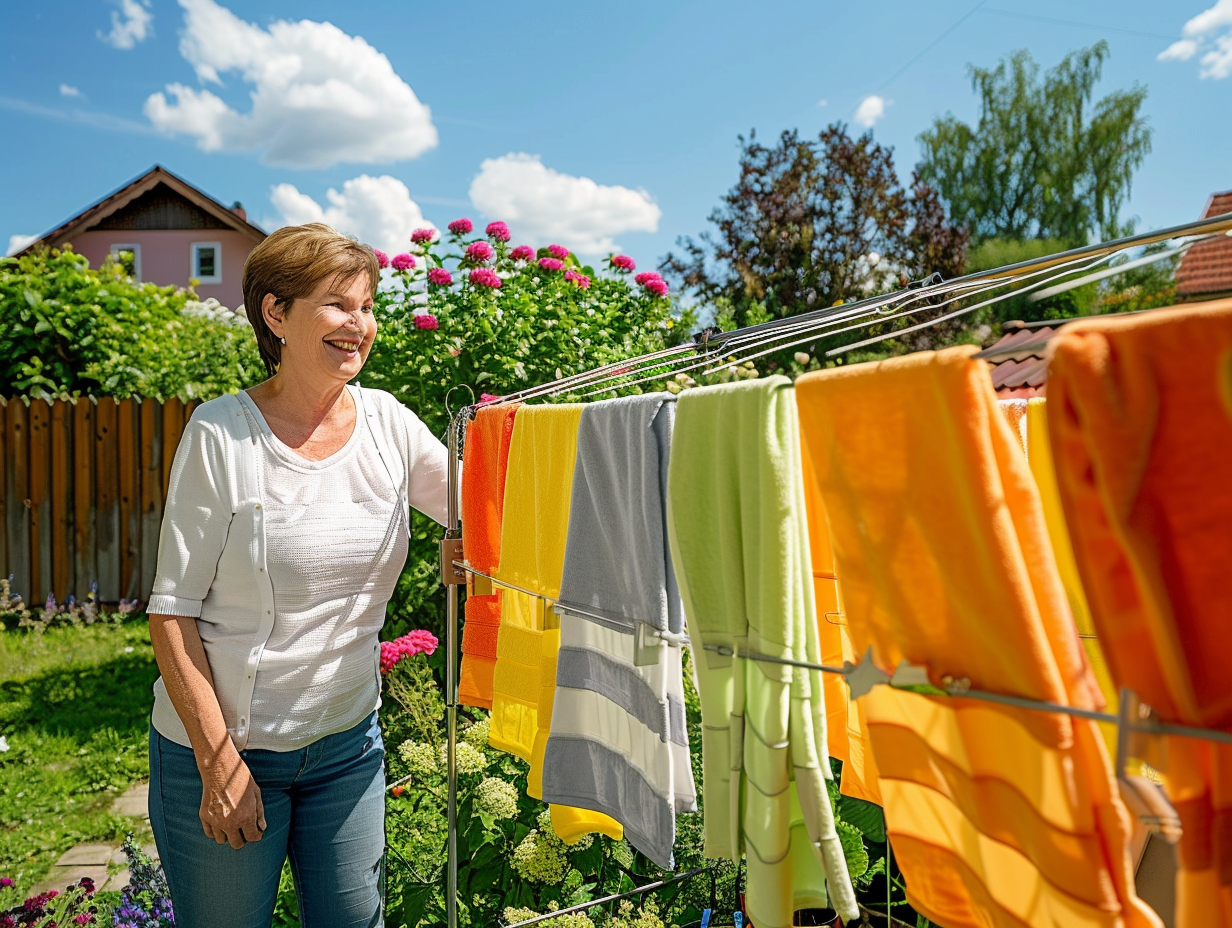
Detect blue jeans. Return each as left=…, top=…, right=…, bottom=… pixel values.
left=148, top=712, right=385, bottom=928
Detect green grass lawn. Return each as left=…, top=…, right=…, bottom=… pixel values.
left=0, top=619, right=157, bottom=897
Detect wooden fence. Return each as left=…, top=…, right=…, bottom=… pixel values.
left=1, top=397, right=199, bottom=606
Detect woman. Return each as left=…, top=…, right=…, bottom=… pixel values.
left=146, top=223, right=448, bottom=928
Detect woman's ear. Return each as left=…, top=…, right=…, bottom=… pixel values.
left=261, top=293, right=284, bottom=338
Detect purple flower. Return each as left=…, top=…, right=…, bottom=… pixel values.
left=0, top=877, right=12, bottom=888
left=643, top=277, right=670, bottom=297
left=610, top=254, right=636, bottom=271
left=547, top=244, right=569, bottom=260
left=538, top=257, right=564, bottom=272
left=510, top=245, right=535, bottom=262
left=373, top=249, right=390, bottom=269
left=634, top=271, right=662, bottom=286
left=447, top=218, right=473, bottom=236
left=564, top=270, right=590, bottom=289
left=465, top=241, right=495, bottom=264
left=413, top=314, right=439, bottom=331
left=485, top=221, right=511, bottom=242
left=391, top=253, right=416, bottom=271
left=469, top=268, right=502, bottom=289
left=410, top=228, right=437, bottom=244
left=427, top=267, right=453, bottom=286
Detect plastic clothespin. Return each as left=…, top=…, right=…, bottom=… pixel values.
left=733, top=910, right=743, bottom=928
left=699, top=909, right=711, bottom=928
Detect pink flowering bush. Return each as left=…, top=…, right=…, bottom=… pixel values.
left=411, top=228, right=437, bottom=245
left=465, top=241, right=495, bottom=264
left=380, top=629, right=439, bottom=673
left=610, top=254, right=636, bottom=271
left=643, top=277, right=669, bottom=297
left=547, top=244, right=569, bottom=260
left=447, top=218, right=474, bottom=236
left=374, top=249, right=391, bottom=269
left=391, top=253, right=416, bottom=271
left=485, top=221, right=511, bottom=242
left=428, top=267, right=453, bottom=286
left=510, top=245, right=534, bottom=261
left=469, top=268, right=502, bottom=289
left=564, top=270, right=590, bottom=289
left=538, top=257, right=565, bottom=272
left=413, top=313, right=439, bottom=331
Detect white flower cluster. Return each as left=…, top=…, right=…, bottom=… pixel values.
left=511, top=827, right=570, bottom=885
left=181, top=298, right=250, bottom=326
left=474, top=777, right=519, bottom=820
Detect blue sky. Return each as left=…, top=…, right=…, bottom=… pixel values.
left=2, top=0, right=1230, bottom=273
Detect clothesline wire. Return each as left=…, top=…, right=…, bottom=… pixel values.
left=452, top=562, right=1232, bottom=748
left=499, top=866, right=710, bottom=928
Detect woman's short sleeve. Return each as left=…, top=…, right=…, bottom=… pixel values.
left=147, top=416, right=235, bottom=617
left=402, top=405, right=450, bottom=526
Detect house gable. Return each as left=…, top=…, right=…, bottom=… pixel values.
left=94, top=183, right=232, bottom=232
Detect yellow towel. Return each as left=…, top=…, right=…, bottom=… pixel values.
left=796, top=347, right=1158, bottom=928
left=489, top=404, right=621, bottom=841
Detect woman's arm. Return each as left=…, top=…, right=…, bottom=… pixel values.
left=150, top=612, right=266, bottom=849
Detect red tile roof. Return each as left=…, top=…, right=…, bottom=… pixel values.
left=1176, top=190, right=1232, bottom=298
left=982, top=324, right=1062, bottom=398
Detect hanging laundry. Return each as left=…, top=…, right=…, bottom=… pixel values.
left=799, top=435, right=881, bottom=807
left=667, top=377, right=857, bottom=928
left=995, top=397, right=1120, bottom=756
left=459, top=402, right=520, bottom=709
left=796, top=347, right=1157, bottom=928
left=544, top=394, right=696, bottom=869
left=1046, top=299, right=1232, bottom=928
left=488, top=403, right=623, bottom=841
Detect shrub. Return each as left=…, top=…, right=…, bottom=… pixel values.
left=0, top=247, right=263, bottom=401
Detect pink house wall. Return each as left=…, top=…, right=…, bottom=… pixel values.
left=68, top=228, right=256, bottom=309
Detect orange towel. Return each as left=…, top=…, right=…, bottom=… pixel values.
left=459, top=402, right=520, bottom=710
left=799, top=432, right=881, bottom=806
left=1046, top=299, right=1232, bottom=928
left=796, top=347, right=1157, bottom=928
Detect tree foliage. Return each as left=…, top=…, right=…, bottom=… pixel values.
left=917, top=41, right=1151, bottom=247
left=662, top=124, right=968, bottom=331
left=0, top=247, right=264, bottom=400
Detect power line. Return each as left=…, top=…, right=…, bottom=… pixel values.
left=979, top=8, right=1181, bottom=42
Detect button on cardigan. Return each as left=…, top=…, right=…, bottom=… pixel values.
left=147, top=386, right=449, bottom=752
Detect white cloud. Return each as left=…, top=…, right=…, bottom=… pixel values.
left=144, top=0, right=437, bottom=168
left=468, top=153, right=661, bottom=255
left=59, top=84, right=82, bottom=98
left=7, top=234, right=38, bottom=256
left=269, top=175, right=434, bottom=256
left=817, top=98, right=829, bottom=108
left=1159, top=0, right=1232, bottom=78
left=853, top=95, right=887, bottom=128
left=99, top=0, right=152, bottom=50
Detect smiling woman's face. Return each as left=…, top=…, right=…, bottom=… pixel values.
left=269, top=273, right=377, bottom=386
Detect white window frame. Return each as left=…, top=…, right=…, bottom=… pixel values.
left=191, top=241, right=222, bottom=285
left=109, top=243, right=141, bottom=280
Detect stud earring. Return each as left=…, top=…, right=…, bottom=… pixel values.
left=279, top=336, right=286, bottom=345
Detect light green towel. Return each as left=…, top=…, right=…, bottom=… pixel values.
left=667, top=377, right=857, bottom=928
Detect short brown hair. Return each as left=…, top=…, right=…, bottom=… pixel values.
left=242, top=223, right=380, bottom=376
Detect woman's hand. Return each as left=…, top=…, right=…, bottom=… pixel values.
left=198, top=745, right=267, bottom=849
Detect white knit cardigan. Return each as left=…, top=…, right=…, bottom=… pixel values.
left=147, top=386, right=449, bottom=751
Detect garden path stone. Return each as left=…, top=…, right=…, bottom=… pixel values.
left=56, top=844, right=113, bottom=866
left=111, top=782, right=150, bottom=819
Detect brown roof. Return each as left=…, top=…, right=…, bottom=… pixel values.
left=1176, top=190, right=1232, bottom=298
left=981, top=323, right=1063, bottom=398
left=19, top=165, right=265, bottom=253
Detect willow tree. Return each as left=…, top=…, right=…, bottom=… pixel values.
left=917, top=41, right=1151, bottom=247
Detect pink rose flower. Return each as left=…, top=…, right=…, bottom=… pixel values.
left=564, top=270, right=590, bottom=289
left=634, top=271, right=662, bottom=286
left=485, top=221, right=511, bottom=242
left=465, top=241, right=495, bottom=263
left=510, top=245, right=535, bottom=261
left=547, top=244, right=569, bottom=260
left=610, top=254, right=636, bottom=271
left=447, top=218, right=474, bottom=236
left=469, top=267, right=502, bottom=288
left=411, top=228, right=437, bottom=244
left=643, top=277, right=670, bottom=297
left=373, top=249, right=391, bottom=269
left=427, top=267, right=453, bottom=286
left=413, top=314, right=440, bottom=331
left=538, top=257, right=564, bottom=272
left=391, top=253, right=416, bottom=271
